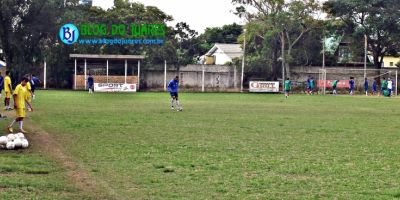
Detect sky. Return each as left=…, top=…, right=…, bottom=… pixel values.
left=93, top=0, right=244, bottom=33
left=93, top=0, right=327, bottom=34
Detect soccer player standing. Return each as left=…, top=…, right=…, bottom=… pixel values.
left=309, top=77, right=315, bottom=95
left=387, top=78, right=393, bottom=97
left=332, top=80, right=339, bottom=95
left=4, top=71, right=12, bottom=110
left=381, top=77, right=387, bottom=96
left=364, top=78, right=369, bottom=96
left=7, top=77, right=32, bottom=133
left=87, top=74, right=94, bottom=94
left=349, top=77, right=355, bottom=95
left=168, top=76, right=182, bottom=111
left=372, top=79, right=377, bottom=95
left=284, top=78, right=291, bottom=99
left=25, top=76, right=33, bottom=111
left=0, top=72, right=4, bottom=99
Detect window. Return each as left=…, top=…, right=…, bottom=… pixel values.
left=390, top=62, right=394, bottom=67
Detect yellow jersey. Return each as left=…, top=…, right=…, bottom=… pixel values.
left=26, top=82, right=32, bottom=100
left=26, top=82, right=31, bottom=91
left=13, top=84, right=27, bottom=109
left=4, top=76, right=11, bottom=92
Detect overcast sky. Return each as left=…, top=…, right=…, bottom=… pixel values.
left=93, top=0, right=326, bottom=33
left=93, top=0, right=244, bottom=33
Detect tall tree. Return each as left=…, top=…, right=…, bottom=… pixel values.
left=324, top=0, right=400, bottom=69
left=233, top=0, right=321, bottom=78
left=0, top=0, right=67, bottom=81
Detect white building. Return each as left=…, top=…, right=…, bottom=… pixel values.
left=205, top=43, right=243, bottom=65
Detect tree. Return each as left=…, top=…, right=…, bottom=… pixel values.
left=200, top=23, right=242, bottom=44
left=324, top=0, right=400, bottom=69
left=233, top=0, right=321, bottom=79
left=0, top=0, right=68, bottom=81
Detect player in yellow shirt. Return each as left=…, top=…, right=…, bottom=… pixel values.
left=7, top=77, right=32, bottom=133
left=25, top=77, right=33, bottom=112
left=4, top=71, right=12, bottom=111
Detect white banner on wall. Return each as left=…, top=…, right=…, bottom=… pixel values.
left=94, top=83, right=137, bottom=92
left=249, top=81, right=279, bottom=93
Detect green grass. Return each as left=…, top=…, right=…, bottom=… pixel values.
left=3, top=91, right=400, bottom=199
left=0, top=151, right=86, bottom=199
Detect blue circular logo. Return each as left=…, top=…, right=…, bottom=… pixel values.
left=59, top=24, right=79, bottom=45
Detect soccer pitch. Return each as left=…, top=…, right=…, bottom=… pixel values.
left=1, top=91, right=400, bottom=199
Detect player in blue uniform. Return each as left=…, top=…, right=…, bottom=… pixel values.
left=349, top=77, right=355, bottom=95
left=364, top=78, right=369, bottom=96
left=30, top=74, right=41, bottom=99
left=168, top=76, right=182, bottom=111
left=87, top=74, right=94, bottom=94
left=372, top=79, right=377, bottom=95
left=0, top=72, right=4, bottom=99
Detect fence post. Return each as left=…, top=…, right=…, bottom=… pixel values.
left=396, top=70, right=398, bottom=96
left=202, top=65, right=205, bottom=92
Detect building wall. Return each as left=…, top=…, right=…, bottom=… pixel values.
left=382, top=56, right=400, bottom=68
left=212, top=49, right=233, bottom=65
left=142, top=64, right=240, bottom=92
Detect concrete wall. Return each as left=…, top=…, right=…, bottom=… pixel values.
left=142, top=64, right=240, bottom=92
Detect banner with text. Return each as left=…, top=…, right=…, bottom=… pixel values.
left=94, top=83, right=137, bottom=92
left=249, top=81, right=280, bottom=93
left=317, top=80, right=349, bottom=89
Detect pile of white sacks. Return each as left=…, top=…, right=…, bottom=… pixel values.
left=0, top=133, right=29, bottom=150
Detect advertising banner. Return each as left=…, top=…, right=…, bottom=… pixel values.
left=94, top=83, right=137, bottom=92
left=249, top=81, right=280, bottom=93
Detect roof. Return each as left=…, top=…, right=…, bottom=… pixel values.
left=70, top=54, right=145, bottom=60
left=206, top=43, right=243, bottom=59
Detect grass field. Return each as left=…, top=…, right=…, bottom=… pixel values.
left=1, top=91, right=400, bottom=199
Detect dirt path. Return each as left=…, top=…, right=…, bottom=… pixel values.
left=15, top=115, right=124, bottom=200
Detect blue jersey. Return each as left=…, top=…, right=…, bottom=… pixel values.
left=364, top=80, right=369, bottom=90
left=31, top=76, right=40, bottom=86
left=88, top=76, right=94, bottom=85
left=349, top=79, right=355, bottom=89
left=372, top=81, right=377, bottom=91
left=0, top=76, right=4, bottom=87
left=168, top=79, right=179, bottom=93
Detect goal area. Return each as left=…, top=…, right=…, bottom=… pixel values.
left=317, top=68, right=398, bottom=95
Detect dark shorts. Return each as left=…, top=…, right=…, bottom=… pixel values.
left=31, top=85, right=36, bottom=93
left=88, top=84, right=94, bottom=89
left=285, top=89, right=290, bottom=93
left=170, top=92, right=178, bottom=98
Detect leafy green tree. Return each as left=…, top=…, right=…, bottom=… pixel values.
left=324, top=0, right=400, bottom=68
left=0, top=0, right=69, bottom=82
left=233, top=0, right=321, bottom=79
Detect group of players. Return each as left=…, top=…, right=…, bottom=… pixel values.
left=0, top=71, right=41, bottom=133
left=284, top=76, right=396, bottom=98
